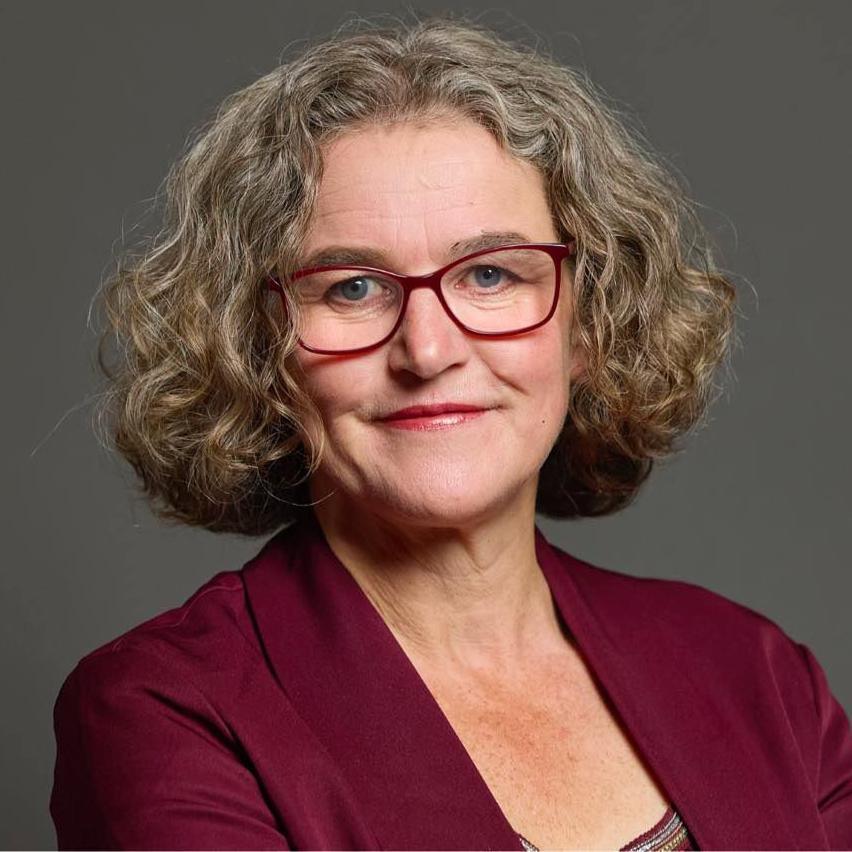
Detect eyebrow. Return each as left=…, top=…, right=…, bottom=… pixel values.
left=296, top=230, right=534, bottom=270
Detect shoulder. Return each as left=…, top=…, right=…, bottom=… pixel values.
left=559, top=550, right=852, bottom=841
left=556, top=542, right=800, bottom=644
left=49, top=571, right=296, bottom=848
left=51, top=568, right=268, bottom=809
left=57, top=568, right=261, bottom=711
left=549, top=543, right=818, bottom=713
left=550, top=544, right=839, bottom=769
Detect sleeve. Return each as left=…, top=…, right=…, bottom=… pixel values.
left=797, top=641, right=852, bottom=849
left=49, top=647, right=291, bottom=850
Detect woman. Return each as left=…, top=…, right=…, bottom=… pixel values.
left=50, top=15, right=852, bottom=851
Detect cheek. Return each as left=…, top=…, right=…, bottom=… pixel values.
left=533, top=351, right=571, bottom=421
left=483, top=333, right=571, bottom=436
left=499, top=325, right=571, bottom=392
left=529, top=348, right=572, bottom=439
left=293, top=352, right=379, bottom=419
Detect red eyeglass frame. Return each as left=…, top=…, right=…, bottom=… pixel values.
left=264, top=241, right=576, bottom=355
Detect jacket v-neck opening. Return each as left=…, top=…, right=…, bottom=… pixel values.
left=242, top=509, right=798, bottom=849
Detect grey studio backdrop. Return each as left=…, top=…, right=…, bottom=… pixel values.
left=2, top=1, right=850, bottom=848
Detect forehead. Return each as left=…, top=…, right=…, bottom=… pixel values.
left=301, top=117, right=556, bottom=267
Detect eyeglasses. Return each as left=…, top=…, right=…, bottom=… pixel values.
left=265, top=241, right=575, bottom=355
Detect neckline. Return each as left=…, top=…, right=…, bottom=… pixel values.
left=517, top=803, right=678, bottom=851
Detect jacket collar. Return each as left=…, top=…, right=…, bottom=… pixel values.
left=242, top=510, right=803, bottom=850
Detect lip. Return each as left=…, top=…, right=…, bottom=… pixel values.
left=378, top=409, right=489, bottom=431
left=378, top=403, right=489, bottom=421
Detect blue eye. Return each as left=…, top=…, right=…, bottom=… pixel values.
left=473, top=266, right=504, bottom=288
left=336, top=277, right=371, bottom=301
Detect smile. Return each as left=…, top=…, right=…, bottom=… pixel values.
left=377, top=410, right=489, bottom=431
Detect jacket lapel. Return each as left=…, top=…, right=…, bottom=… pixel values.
left=243, top=510, right=520, bottom=850
left=243, top=511, right=807, bottom=850
left=535, top=530, right=810, bottom=850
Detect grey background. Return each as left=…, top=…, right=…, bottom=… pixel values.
left=3, top=1, right=850, bottom=847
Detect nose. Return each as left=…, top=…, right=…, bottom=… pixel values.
left=385, top=284, right=471, bottom=378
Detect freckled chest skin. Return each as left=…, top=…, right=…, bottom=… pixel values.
left=413, top=641, right=672, bottom=850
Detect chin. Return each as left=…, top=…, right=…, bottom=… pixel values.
left=364, top=474, right=532, bottom=529
left=374, top=498, right=503, bottom=531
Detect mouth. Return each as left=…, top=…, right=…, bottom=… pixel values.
left=378, top=403, right=488, bottom=421
left=376, top=406, right=490, bottom=431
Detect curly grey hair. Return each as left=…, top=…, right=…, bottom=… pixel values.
left=94, top=13, right=738, bottom=535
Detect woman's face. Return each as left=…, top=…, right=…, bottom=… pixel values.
left=292, top=116, right=585, bottom=528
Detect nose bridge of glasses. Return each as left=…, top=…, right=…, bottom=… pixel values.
left=397, top=271, right=455, bottom=327
left=395, top=266, right=448, bottom=292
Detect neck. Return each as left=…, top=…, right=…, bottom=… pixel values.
left=308, top=475, right=565, bottom=678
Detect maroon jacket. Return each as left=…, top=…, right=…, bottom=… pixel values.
left=50, top=510, right=852, bottom=849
